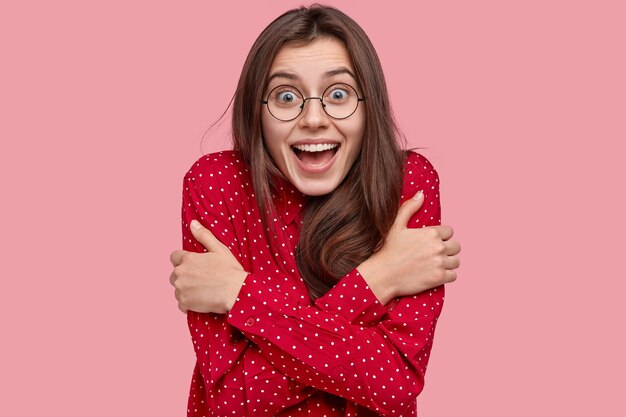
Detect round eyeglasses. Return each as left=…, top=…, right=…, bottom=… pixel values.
left=261, top=83, right=366, bottom=121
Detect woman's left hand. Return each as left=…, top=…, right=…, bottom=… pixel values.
left=169, top=220, right=248, bottom=314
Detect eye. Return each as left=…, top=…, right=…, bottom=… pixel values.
left=326, top=86, right=350, bottom=102
left=278, top=91, right=295, bottom=103
left=273, top=87, right=301, bottom=105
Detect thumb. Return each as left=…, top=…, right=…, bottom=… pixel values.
left=190, top=220, right=225, bottom=252
left=393, top=191, right=424, bottom=229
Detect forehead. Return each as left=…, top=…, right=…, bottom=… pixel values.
left=268, top=37, right=355, bottom=84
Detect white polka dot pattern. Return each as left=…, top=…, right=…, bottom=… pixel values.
left=180, top=150, right=444, bottom=416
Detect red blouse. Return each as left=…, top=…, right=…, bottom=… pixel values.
left=180, top=150, right=444, bottom=416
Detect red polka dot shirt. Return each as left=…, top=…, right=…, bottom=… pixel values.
left=180, top=150, right=444, bottom=416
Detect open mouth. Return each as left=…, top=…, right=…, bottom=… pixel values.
left=291, top=143, right=340, bottom=166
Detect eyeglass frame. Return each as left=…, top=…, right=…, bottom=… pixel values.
left=260, top=83, right=366, bottom=122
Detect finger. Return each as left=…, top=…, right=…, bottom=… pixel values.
left=434, top=225, right=454, bottom=241
left=443, top=255, right=461, bottom=270
left=169, top=270, right=177, bottom=286
left=393, top=191, right=425, bottom=229
left=170, top=250, right=186, bottom=266
left=445, top=240, right=461, bottom=256
left=444, top=270, right=457, bottom=283
left=176, top=287, right=188, bottom=314
left=190, top=220, right=225, bottom=252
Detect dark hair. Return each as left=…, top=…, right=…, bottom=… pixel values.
left=232, top=4, right=405, bottom=300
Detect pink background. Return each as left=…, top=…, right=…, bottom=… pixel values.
left=2, top=0, right=625, bottom=415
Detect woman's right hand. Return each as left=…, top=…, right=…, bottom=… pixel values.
left=357, top=191, right=461, bottom=305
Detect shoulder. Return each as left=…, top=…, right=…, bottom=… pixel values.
left=402, top=150, right=439, bottom=190
left=403, top=150, right=437, bottom=175
left=185, top=150, right=249, bottom=180
left=184, top=150, right=252, bottom=191
left=401, top=151, right=442, bottom=226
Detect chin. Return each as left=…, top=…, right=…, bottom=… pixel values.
left=290, top=176, right=343, bottom=197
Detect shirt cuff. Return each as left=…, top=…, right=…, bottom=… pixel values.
left=227, top=272, right=288, bottom=340
left=314, top=269, right=387, bottom=326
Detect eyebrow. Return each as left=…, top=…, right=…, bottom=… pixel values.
left=266, top=67, right=356, bottom=84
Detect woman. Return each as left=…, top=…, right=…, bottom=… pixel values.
left=169, top=5, right=461, bottom=416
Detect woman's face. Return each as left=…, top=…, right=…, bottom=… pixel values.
left=261, top=37, right=366, bottom=196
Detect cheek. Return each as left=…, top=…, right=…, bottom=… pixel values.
left=261, top=112, right=289, bottom=147
left=346, top=112, right=366, bottom=149
left=261, top=113, right=293, bottom=172
left=261, top=113, right=280, bottom=156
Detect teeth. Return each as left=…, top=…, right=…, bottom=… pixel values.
left=292, top=143, right=339, bottom=152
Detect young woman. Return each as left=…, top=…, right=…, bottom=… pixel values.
left=169, top=5, right=461, bottom=416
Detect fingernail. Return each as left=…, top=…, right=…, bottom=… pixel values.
left=190, top=220, right=201, bottom=230
left=413, top=191, right=424, bottom=201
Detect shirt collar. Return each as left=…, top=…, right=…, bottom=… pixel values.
left=271, top=175, right=307, bottom=226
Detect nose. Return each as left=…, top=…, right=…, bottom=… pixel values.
left=298, top=97, right=329, bottom=129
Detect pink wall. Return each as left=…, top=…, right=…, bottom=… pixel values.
left=2, top=0, right=624, bottom=415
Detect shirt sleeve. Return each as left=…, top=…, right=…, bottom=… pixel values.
left=182, top=166, right=321, bottom=416
left=226, top=152, right=445, bottom=416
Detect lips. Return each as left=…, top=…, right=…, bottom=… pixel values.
left=290, top=141, right=340, bottom=171
left=291, top=142, right=340, bottom=167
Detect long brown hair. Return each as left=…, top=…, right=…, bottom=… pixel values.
left=232, top=4, right=405, bottom=300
